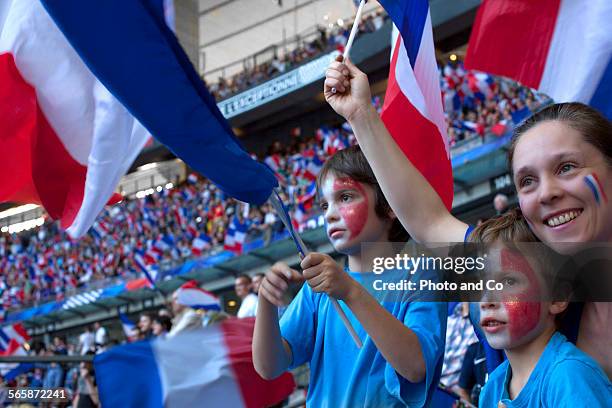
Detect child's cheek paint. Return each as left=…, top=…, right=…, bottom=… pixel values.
left=339, top=201, right=368, bottom=239
left=505, top=300, right=541, bottom=341
left=333, top=178, right=369, bottom=239
left=501, top=249, right=542, bottom=341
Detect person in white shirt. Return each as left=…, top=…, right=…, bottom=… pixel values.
left=235, top=274, right=258, bottom=318
left=78, top=326, right=95, bottom=355
left=94, top=322, right=108, bottom=349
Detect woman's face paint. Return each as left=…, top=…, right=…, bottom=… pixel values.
left=583, top=173, right=608, bottom=205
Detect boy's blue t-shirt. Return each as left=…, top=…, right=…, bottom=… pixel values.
left=479, top=332, right=612, bottom=407
left=279, top=270, right=447, bottom=408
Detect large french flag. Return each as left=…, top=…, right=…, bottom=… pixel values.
left=0, top=0, right=149, bottom=237
left=94, top=318, right=295, bottom=408
left=0, top=0, right=277, bottom=238
left=465, top=0, right=612, bottom=119
left=378, top=0, right=454, bottom=210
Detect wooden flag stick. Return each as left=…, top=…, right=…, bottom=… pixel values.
left=331, top=0, right=367, bottom=94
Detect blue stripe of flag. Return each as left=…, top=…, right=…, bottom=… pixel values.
left=589, top=56, right=612, bottom=120
left=40, top=0, right=277, bottom=205
left=379, top=0, right=429, bottom=69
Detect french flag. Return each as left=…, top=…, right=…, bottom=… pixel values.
left=94, top=318, right=295, bottom=408
left=0, top=0, right=149, bottom=237
left=176, top=280, right=220, bottom=311
left=119, top=313, right=138, bottom=343
left=191, top=233, right=212, bottom=257
left=0, top=323, right=30, bottom=355
left=134, top=250, right=160, bottom=286
left=224, top=217, right=248, bottom=254
left=465, top=0, right=612, bottom=119
left=378, top=0, right=454, bottom=209
left=1, top=0, right=277, bottom=239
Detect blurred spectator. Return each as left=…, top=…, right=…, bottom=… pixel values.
left=440, top=303, right=478, bottom=392
left=138, top=313, right=155, bottom=339
left=94, top=322, right=108, bottom=351
left=457, top=341, right=487, bottom=405
left=235, top=274, right=258, bottom=318
left=53, top=336, right=68, bottom=355
left=168, top=288, right=202, bottom=337
left=493, top=193, right=509, bottom=215
left=152, top=314, right=173, bottom=338
left=79, top=326, right=95, bottom=355
left=73, top=353, right=100, bottom=408
left=29, top=367, right=43, bottom=388
left=42, top=351, right=64, bottom=389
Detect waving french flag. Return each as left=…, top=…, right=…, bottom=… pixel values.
left=378, top=0, right=454, bottom=209
left=0, top=0, right=149, bottom=238
left=176, top=280, right=220, bottom=311
left=94, top=318, right=295, bottom=408
left=0, top=0, right=277, bottom=238
left=465, top=0, right=612, bottom=119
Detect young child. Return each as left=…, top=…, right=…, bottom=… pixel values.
left=470, top=211, right=611, bottom=407
left=252, top=146, right=447, bottom=407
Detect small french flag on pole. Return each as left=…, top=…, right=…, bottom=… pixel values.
left=378, top=0, right=454, bottom=209
left=176, top=280, right=221, bottom=311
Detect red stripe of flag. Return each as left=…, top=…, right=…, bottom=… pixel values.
left=464, top=0, right=562, bottom=89
left=381, top=37, right=453, bottom=209
left=0, top=53, right=87, bottom=227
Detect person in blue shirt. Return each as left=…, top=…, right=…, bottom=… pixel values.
left=253, top=146, right=447, bottom=407
left=469, top=214, right=611, bottom=407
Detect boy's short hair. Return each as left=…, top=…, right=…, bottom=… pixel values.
left=468, top=208, right=538, bottom=244
left=317, top=145, right=410, bottom=242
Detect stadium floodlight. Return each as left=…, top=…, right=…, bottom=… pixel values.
left=0, top=203, right=39, bottom=220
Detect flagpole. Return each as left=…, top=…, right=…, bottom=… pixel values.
left=331, top=0, right=367, bottom=94
left=269, top=190, right=363, bottom=348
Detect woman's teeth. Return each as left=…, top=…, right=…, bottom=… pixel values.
left=546, top=210, right=581, bottom=227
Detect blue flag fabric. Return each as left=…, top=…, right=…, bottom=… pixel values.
left=40, top=0, right=277, bottom=204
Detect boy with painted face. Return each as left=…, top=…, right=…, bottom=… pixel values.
left=469, top=213, right=611, bottom=407
left=253, top=146, right=447, bottom=407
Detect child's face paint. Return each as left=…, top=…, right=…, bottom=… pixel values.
left=500, top=249, right=541, bottom=342
left=320, top=174, right=390, bottom=255
left=480, top=247, right=545, bottom=349
left=333, top=177, right=368, bottom=239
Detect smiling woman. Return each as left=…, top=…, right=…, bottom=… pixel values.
left=509, top=103, right=612, bottom=254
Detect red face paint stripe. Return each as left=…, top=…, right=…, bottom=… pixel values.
left=333, top=177, right=369, bottom=240
left=501, top=249, right=542, bottom=341
left=591, top=173, right=609, bottom=203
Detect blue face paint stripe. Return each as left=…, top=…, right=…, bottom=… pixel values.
left=584, top=176, right=601, bottom=204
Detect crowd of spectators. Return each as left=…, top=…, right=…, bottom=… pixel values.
left=0, top=60, right=547, bottom=313
left=0, top=122, right=358, bottom=312
left=207, top=10, right=388, bottom=101
left=441, top=61, right=550, bottom=147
